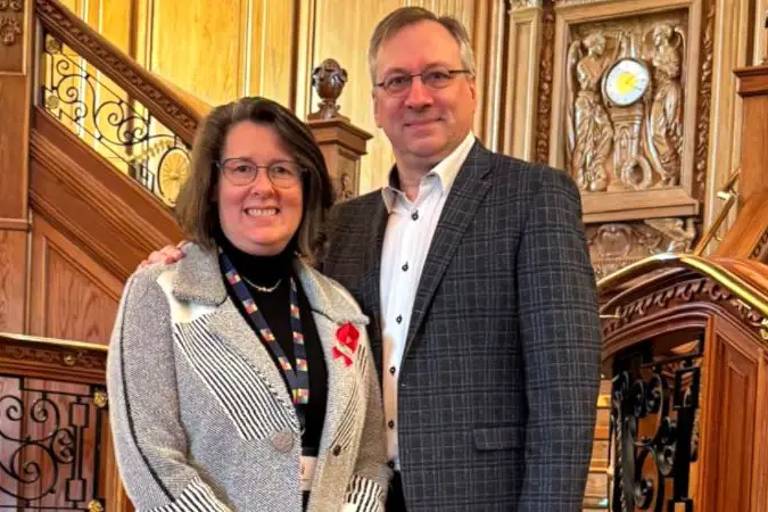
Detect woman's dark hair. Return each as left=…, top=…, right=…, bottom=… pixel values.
left=175, top=96, right=333, bottom=261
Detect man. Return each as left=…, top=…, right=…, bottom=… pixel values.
left=146, top=7, right=601, bottom=510
left=321, top=8, right=601, bottom=511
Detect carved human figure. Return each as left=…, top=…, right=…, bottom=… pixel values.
left=648, top=24, right=683, bottom=186
left=568, top=33, right=614, bottom=192
left=338, top=172, right=355, bottom=201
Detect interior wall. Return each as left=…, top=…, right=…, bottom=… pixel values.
left=59, top=0, right=766, bottom=264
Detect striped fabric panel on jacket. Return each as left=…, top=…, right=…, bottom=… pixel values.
left=173, top=318, right=298, bottom=440
left=330, top=345, right=369, bottom=451
left=343, top=474, right=383, bottom=512
left=148, top=477, right=230, bottom=512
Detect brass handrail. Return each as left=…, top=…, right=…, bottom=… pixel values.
left=597, top=253, right=768, bottom=319
left=692, top=168, right=741, bottom=255
left=0, top=331, right=107, bottom=352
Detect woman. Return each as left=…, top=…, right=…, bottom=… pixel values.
left=107, top=97, right=390, bottom=511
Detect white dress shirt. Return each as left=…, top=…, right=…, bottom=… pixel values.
left=379, top=132, right=476, bottom=467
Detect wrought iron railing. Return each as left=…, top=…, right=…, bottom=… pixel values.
left=0, top=333, right=111, bottom=512
left=0, top=377, right=108, bottom=511
left=39, top=34, right=191, bottom=207
left=609, top=338, right=700, bottom=512
left=34, top=0, right=201, bottom=207
left=599, top=254, right=768, bottom=511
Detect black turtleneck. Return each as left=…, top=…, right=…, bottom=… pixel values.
left=217, top=235, right=327, bottom=455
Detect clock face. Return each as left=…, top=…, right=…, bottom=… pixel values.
left=603, top=58, right=650, bottom=107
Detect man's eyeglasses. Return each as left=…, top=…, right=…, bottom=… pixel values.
left=216, top=158, right=304, bottom=188
left=375, top=68, right=473, bottom=96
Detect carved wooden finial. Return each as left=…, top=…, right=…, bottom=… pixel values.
left=308, top=58, right=348, bottom=120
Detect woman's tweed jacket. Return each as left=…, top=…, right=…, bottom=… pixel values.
left=107, top=244, right=391, bottom=511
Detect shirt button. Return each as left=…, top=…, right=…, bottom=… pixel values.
left=401, top=262, right=409, bottom=272
left=332, top=445, right=342, bottom=456
left=389, top=366, right=396, bottom=375
left=396, top=315, right=402, bottom=324
left=387, top=420, right=395, bottom=429
left=411, top=210, right=419, bottom=221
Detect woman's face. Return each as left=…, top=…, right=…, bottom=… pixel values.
left=216, top=121, right=304, bottom=256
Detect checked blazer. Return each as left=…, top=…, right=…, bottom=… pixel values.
left=321, top=142, right=602, bottom=511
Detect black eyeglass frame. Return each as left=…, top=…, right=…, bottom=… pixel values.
left=374, top=68, right=473, bottom=95
left=215, top=157, right=306, bottom=188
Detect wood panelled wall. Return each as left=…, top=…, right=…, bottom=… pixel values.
left=61, top=0, right=503, bottom=192
left=4, top=0, right=768, bottom=339
left=0, top=0, right=32, bottom=334
left=61, top=0, right=768, bottom=237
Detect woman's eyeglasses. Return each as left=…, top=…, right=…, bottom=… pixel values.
left=216, top=158, right=304, bottom=188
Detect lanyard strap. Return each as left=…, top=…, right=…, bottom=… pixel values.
left=219, top=250, right=310, bottom=407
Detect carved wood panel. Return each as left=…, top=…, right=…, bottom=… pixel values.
left=546, top=0, right=712, bottom=274
left=587, top=217, right=697, bottom=279
left=28, top=216, right=121, bottom=345
left=0, top=0, right=24, bottom=72
left=0, top=231, right=27, bottom=332
left=699, top=319, right=767, bottom=511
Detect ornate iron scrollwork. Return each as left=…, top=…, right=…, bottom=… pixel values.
left=40, top=34, right=191, bottom=206
left=0, top=377, right=107, bottom=510
left=610, top=341, right=700, bottom=511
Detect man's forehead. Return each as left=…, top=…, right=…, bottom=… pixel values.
left=374, top=21, right=462, bottom=71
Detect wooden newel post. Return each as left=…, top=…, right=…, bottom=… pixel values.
left=306, top=58, right=372, bottom=202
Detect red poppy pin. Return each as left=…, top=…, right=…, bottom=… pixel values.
left=333, top=322, right=359, bottom=367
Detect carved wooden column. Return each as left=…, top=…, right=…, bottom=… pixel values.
left=0, top=0, right=31, bottom=332
left=305, top=58, right=371, bottom=202
left=502, top=1, right=544, bottom=161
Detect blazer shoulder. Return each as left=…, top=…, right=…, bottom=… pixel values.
left=330, top=189, right=383, bottom=217
left=491, top=153, right=580, bottom=198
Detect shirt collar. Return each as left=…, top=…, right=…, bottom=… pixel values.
left=381, top=132, right=476, bottom=213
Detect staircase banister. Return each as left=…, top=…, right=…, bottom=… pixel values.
left=35, top=0, right=200, bottom=145
left=598, top=253, right=768, bottom=319
left=0, top=331, right=107, bottom=384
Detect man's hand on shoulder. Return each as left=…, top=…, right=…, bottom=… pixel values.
left=138, top=242, right=189, bottom=270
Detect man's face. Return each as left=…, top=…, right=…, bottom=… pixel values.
left=372, top=20, right=476, bottom=172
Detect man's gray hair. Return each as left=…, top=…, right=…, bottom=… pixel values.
left=368, top=7, right=476, bottom=85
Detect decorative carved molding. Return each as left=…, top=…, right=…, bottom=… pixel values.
left=0, top=0, right=24, bottom=11
left=565, top=17, right=687, bottom=193
left=535, top=3, right=555, bottom=164
left=750, top=228, right=768, bottom=260
left=0, top=0, right=23, bottom=47
left=508, top=0, right=542, bottom=11
left=693, top=0, right=715, bottom=202
left=34, top=0, right=198, bottom=144
left=587, top=217, right=696, bottom=278
left=602, top=275, right=767, bottom=341
left=0, top=343, right=105, bottom=372
left=0, top=15, right=21, bottom=46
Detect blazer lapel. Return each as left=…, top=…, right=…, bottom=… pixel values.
left=358, top=197, right=388, bottom=376
left=294, top=261, right=370, bottom=457
left=403, top=143, right=493, bottom=356
left=172, top=244, right=296, bottom=412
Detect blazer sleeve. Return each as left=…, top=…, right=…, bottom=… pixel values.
left=107, top=271, right=232, bottom=512
left=342, top=333, right=392, bottom=511
left=516, top=168, right=602, bottom=511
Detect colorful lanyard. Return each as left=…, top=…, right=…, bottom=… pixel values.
left=219, top=250, right=310, bottom=407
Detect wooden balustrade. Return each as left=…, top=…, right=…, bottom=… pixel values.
left=0, top=332, right=130, bottom=511
left=598, top=255, right=768, bottom=511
